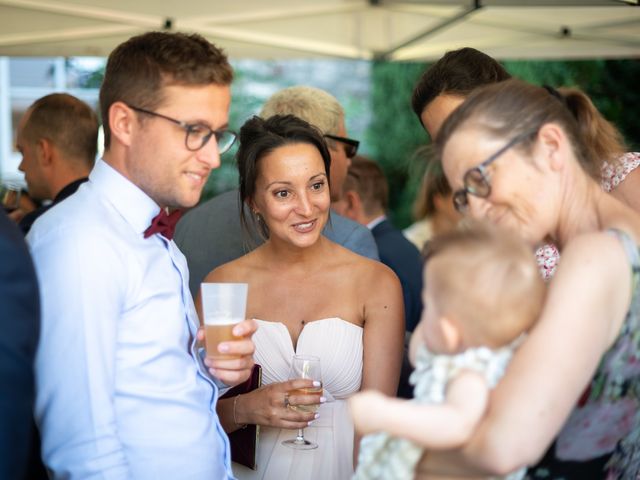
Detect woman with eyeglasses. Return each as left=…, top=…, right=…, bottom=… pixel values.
left=414, top=79, right=640, bottom=480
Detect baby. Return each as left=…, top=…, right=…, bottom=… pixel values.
left=350, top=222, right=546, bottom=480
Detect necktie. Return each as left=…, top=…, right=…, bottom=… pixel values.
left=144, top=209, right=183, bottom=240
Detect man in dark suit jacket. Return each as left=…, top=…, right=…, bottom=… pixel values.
left=175, top=86, right=378, bottom=298
left=0, top=210, right=40, bottom=479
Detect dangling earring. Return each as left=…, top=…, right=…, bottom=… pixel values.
left=253, top=210, right=263, bottom=223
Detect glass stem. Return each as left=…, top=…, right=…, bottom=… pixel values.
left=296, top=428, right=305, bottom=443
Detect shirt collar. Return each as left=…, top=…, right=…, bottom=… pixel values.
left=366, top=215, right=386, bottom=230
left=89, top=159, right=161, bottom=236
left=53, top=177, right=88, bottom=204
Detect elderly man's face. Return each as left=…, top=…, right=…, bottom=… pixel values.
left=327, top=118, right=352, bottom=202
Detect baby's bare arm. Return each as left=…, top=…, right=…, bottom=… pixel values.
left=350, top=370, right=489, bottom=449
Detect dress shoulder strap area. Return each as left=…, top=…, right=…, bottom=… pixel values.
left=606, top=228, right=640, bottom=274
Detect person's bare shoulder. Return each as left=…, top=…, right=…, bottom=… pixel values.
left=330, top=240, right=401, bottom=289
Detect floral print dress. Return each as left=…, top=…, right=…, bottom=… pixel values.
left=601, top=152, right=640, bottom=193
left=528, top=229, right=640, bottom=480
left=354, top=344, right=525, bottom=480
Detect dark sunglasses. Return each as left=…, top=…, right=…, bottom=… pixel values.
left=324, top=134, right=360, bottom=159
left=452, top=129, right=537, bottom=213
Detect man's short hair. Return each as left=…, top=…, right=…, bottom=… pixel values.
left=343, top=156, right=388, bottom=216
left=23, top=93, right=98, bottom=167
left=100, top=31, right=233, bottom=149
left=411, top=47, right=511, bottom=123
left=260, top=86, right=344, bottom=136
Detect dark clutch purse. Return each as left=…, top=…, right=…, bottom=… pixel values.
left=220, top=364, right=262, bottom=470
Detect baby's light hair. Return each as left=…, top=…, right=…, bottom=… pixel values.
left=426, top=222, right=545, bottom=348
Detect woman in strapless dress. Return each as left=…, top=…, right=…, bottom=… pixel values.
left=198, top=114, right=404, bottom=480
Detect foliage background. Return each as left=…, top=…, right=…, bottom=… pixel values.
left=367, top=59, right=640, bottom=228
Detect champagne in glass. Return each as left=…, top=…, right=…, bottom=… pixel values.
left=1, top=183, right=22, bottom=213
left=282, top=354, right=322, bottom=450
left=287, top=384, right=323, bottom=413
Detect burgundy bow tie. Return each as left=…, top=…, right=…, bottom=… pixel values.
left=144, top=209, right=183, bottom=240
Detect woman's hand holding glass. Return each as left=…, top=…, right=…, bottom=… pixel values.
left=282, top=354, right=323, bottom=450
left=234, top=378, right=323, bottom=429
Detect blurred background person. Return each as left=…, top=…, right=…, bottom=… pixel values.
left=0, top=210, right=40, bottom=480
left=411, top=47, right=510, bottom=142
left=403, top=154, right=462, bottom=253
left=176, top=85, right=378, bottom=298
left=14, top=93, right=98, bottom=234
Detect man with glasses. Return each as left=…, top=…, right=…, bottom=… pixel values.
left=27, top=31, right=256, bottom=480
left=176, top=85, right=379, bottom=298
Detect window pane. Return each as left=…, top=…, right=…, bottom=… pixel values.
left=65, top=57, right=105, bottom=89
left=9, top=58, right=57, bottom=88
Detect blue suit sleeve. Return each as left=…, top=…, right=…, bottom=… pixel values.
left=0, top=213, right=39, bottom=480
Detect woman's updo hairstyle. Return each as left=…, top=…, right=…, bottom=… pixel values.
left=236, top=114, right=332, bottom=239
left=435, top=79, right=599, bottom=180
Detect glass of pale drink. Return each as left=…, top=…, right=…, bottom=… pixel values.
left=200, top=282, right=248, bottom=359
left=282, top=354, right=322, bottom=450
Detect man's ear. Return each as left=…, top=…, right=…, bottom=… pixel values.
left=342, top=190, right=362, bottom=221
left=439, top=315, right=462, bottom=352
left=36, top=138, right=54, bottom=167
left=109, top=101, right=136, bottom=147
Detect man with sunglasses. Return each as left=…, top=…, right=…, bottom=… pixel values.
left=176, top=85, right=379, bottom=298
left=27, top=32, right=256, bottom=480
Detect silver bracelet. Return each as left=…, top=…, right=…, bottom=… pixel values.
left=233, top=394, right=248, bottom=430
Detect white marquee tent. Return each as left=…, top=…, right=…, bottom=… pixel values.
left=0, top=0, right=639, bottom=61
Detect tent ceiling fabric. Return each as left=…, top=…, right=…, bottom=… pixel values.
left=0, top=0, right=638, bottom=60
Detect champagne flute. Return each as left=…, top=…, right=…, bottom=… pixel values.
left=1, top=183, right=22, bottom=213
left=282, top=354, right=322, bottom=450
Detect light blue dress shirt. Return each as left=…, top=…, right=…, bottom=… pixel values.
left=27, top=159, right=234, bottom=479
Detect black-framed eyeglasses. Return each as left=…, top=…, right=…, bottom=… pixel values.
left=324, top=134, right=360, bottom=159
left=452, top=129, right=537, bottom=213
left=128, top=105, right=237, bottom=154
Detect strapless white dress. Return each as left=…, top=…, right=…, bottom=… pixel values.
left=233, top=318, right=363, bottom=480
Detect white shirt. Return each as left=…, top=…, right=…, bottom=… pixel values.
left=366, top=215, right=386, bottom=231
left=27, top=159, right=234, bottom=480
